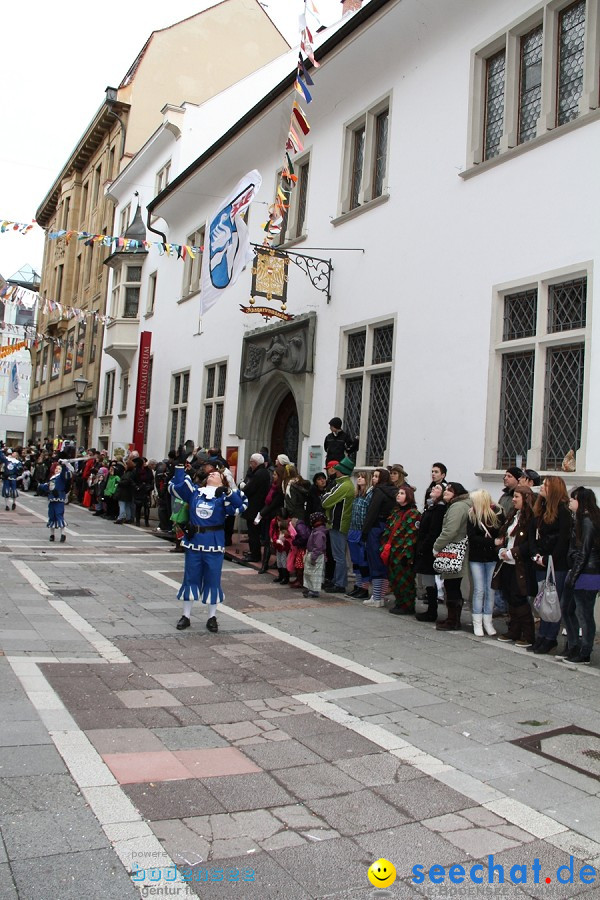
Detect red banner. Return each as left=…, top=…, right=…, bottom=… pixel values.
left=132, top=331, right=152, bottom=456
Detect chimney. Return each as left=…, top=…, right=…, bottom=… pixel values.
left=341, top=0, right=362, bottom=14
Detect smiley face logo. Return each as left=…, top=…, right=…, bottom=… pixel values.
left=367, top=858, right=396, bottom=888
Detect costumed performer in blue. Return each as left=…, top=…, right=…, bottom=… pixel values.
left=38, top=457, right=73, bottom=542
left=0, top=449, right=23, bottom=511
left=169, top=463, right=247, bottom=633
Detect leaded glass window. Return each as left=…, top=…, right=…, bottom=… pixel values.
left=557, top=0, right=585, bottom=126
left=484, top=50, right=506, bottom=160
left=214, top=403, right=224, bottom=450
left=372, top=325, right=393, bottom=364
left=347, top=332, right=366, bottom=369
left=124, top=287, right=139, bottom=318
left=503, top=289, right=537, bottom=340
left=218, top=363, right=227, bottom=397
left=294, top=161, right=309, bottom=238
left=519, top=26, right=543, bottom=143
left=542, top=344, right=584, bottom=469
left=344, top=376, right=363, bottom=443
left=206, top=367, right=215, bottom=399
left=170, top=372, right=189, bottom=453
left=548, top=277, right=586, bottom=333
left=366, top=373, right=391, bottom=466
left=350, top=126, right=365, bottom=210
left=373, top=109, right=388, bottom=198
left=497, top=351, right=535, bottom=468
left=203, top=406, right=212, bottom=448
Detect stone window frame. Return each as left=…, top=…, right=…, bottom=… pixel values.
left=482, top=261, right=592, bottom=475
left=337, top=315, right=396, bottom=468
left=201, top=359, right=228, bottom=449
left=465, top=0, right=600, bottom=175
left=333, top=92, right=392, bottom=224
left=180, top=226, right=205, bottom=301
left=275, top=151, right=311, bottom=249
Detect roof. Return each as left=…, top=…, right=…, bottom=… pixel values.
left=147, top=0, right=391, bottom=215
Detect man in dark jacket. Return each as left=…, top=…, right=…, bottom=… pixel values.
left=324, top=417, right=359, bottom=465
left=241, top=453, right=271, bottom=562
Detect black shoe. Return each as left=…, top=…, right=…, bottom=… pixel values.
left=49, top=533, right=55, bottom=542
left=280, top=574, right=290, bottom=585
left=568, top=653, right=591, bottom=665
left=92, top=512, right=103, bottom=516
left=325, top=584, right=346, bottom=594
left=345, top=586, right=362, bottom=598
left=60, top=534, right=66, bottom=543
left=389, top=606, right=414, bottom=615
left=534, top=638, right=557, bottom=655
left=206, top=616, right=218, bottom=633
left=354, top=588, right=370, bottom=600
left=527, top=636, right=544, bottom=653
left=272, top=575, right=283, bottom=583
left=176, top=616, right=190, bottom=630
left=416, top=610, right=437, bottom=622
left=11, top=502, right=15, bottom=510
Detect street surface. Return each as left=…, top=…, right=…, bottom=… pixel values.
left=1, top=494, right=600, bottom=898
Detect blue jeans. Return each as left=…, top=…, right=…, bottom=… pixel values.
left=118, top=500, right=134, bottom=522
left=470, top=561, right=496, bottom=615
left=535, top=569, right=567, bottom=640
left=562, top=584, right=597, bottom=655
left=329, top=529, right=348, bottom=589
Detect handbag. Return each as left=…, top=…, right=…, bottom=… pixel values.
left=534, top=555, right=561, bottom=623
left=490, top=560, right=504, bottom=590
left=433, top=537, right=468, bottom=575
left=380, top=515, right=404, bottom=566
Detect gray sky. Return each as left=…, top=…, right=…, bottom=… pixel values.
left=1, top=0, right=342, bottom=281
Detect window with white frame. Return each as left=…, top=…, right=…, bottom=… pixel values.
left=202, top=362, right=226, bottom=449
left=155, top=161, right=171, bottom=195
left=276, top=155, right=310, bottom=245
left=111, top=264, right=142, bottom=319
left=102, top=370, right=116, bottom=416
left=119, top=204, right=131, bottom=236
left=470, top=0, right=595, bottom=167
left=491, top=269, right=588, bottom=472
left=146, top=271, right=157, bottom=315
left=340, top=322, right=394, bottom=466
left=170, top=371, right=190, bottom=451
left=120, top=373, right=129, bottom=414
left=340, top=97, right=390, bottom=215
left=181, top=228, right=204, bottom=298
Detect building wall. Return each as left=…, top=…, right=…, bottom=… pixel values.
left=119, top=0, right=288, bottom=157
left=101, top=0, right=600, bottom=497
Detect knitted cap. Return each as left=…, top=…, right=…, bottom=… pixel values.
left=333, top=457, right=355, bottom=477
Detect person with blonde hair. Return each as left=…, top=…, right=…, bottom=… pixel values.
left=467, top=490, right=504, bottom=636
left=346, top=470, right=373, bottom=599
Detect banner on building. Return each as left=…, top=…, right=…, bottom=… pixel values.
left=132, top=331, right=152, bottom=455
left=6, top=361, right=19, bottom=406
left=201, top=170, right=262, bottom=316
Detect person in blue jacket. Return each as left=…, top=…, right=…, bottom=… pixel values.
left=169, top=464, right=247, bottom=633
left=0, top=450, right=23, bottom=510
left=38, top=457, right=73, bottom=542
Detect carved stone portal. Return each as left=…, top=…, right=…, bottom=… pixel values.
left=236, top=312, right=316, bottom=455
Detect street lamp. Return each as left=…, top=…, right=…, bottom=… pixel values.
left=73, top=376, right=89, bottom=401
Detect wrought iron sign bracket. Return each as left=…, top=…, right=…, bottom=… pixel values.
left=251, top=244, right=333, bottom=303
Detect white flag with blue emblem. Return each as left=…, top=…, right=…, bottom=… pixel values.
left=7, top=361, right=19, bottom=406
left=201, top=170, right=262, bottom=316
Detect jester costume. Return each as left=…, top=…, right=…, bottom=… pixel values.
left=38, top=460, right=73, bottom=541
left=169, top=466, right=247, bottom=631
left=0, top=451, right=23, bottom=510
left=382, top=505, right=421, bottom=613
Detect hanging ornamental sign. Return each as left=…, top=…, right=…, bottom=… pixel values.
left=241, top=248, right=293, bottom=321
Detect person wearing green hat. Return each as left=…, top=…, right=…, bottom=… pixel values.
left=321, top=457, right=355, bottom=593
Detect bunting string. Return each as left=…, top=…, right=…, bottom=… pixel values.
left=263, top=0, right=323, bottom=244
left=0, top=219, right=37, bottom=235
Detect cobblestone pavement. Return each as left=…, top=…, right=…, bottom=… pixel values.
left=2, top=494, right=600, bottom=898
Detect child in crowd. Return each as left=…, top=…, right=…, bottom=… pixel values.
left=270, top=509, right=295, bottom=585
left=303, top=512, right=328, bottom=598
left=289, top=520, right=310, bottom=588
left=103, top=464, right=120, bottom=520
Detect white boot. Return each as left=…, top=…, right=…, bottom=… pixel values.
left=482, top=614, right=497, bottom=636
left=472, top=614, right=484, bottom=637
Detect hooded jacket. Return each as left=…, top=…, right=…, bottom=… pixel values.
left=322, top=475, right=355, bottom=534
left=361, top=484, right=398, bottom=540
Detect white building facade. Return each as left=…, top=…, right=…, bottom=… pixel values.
left=97, top=0, right=600, bottom=497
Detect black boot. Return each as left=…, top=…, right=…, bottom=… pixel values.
left=258, top=545, right=270, bottom=574
left=273, top=568, right=285, bottom=583
left=280, top=570, right=290, bottom=585
left=416, top=586, right=438, bottom=622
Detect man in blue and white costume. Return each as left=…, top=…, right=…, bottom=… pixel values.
left=38, top=457, right=73, bottom=542
left=169, top=464, right=247, bottom=633
left=0, top=450, right=23, bottom=511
